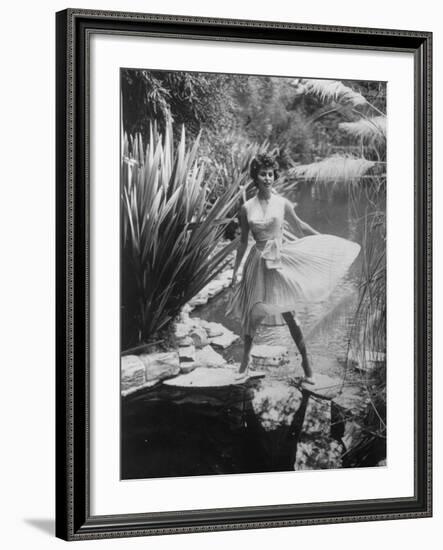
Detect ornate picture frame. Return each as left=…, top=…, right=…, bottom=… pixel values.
left=55, top=8, right=432, bottom=540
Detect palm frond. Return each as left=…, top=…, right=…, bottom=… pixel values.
left=339, top=116, right=386, bottom=142
left=291, top=78, right=367, bottom=107
left=288, top=156, right=377, bottom=183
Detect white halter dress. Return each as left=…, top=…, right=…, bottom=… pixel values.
left=227, top=193, right=360, bottom=336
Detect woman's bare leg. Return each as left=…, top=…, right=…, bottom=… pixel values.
left=238, top=304, right=266, bottom=374
left=282, top=312, right=313, bottom=379
left=239, top=335, right=253, bottom=374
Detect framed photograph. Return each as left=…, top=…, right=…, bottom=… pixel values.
left=56, top=8, right=432, bottom=541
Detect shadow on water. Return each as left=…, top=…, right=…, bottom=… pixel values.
left=122, top=382, right=312, bottom=479
left=121, top=188, right=383, bottom=480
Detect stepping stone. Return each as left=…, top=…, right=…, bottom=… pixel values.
left=251, top=345, right=289, bottom=367
left=195, top=345, right=226, bottom=368
left=295, top=373, right=342, bottom=400
left=163, top=366, right=265, bottom=388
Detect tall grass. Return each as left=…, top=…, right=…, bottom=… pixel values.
left=121, top=122, right=243, bottom=348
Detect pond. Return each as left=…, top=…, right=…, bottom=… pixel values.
left=121, top=186, right=385, bottom=480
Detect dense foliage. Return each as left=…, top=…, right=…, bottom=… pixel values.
left=121, top=123, right=242, bottom=348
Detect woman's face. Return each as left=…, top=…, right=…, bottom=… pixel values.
left=255, top=167, right=275, bottom=196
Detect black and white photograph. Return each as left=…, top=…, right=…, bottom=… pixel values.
left=120, top=69, right=387, bottom=480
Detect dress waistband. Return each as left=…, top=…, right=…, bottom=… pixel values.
left=254, top=238, right=282, bottom=270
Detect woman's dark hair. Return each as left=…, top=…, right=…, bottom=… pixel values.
left=250, top=153, right=280, bottom=183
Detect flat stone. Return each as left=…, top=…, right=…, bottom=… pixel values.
left=251, top=345, right=289, bottom=367
left=139, top=351, right=180, bottom=382
left=121, top=355, right=146, bottom=391
left=163, top=366, right=265, bottom=388
left=195, top=345, right=226, bottom=368
left=210, top=328, right=239, bottom=349
left=297, top=373, right=341, bottom=400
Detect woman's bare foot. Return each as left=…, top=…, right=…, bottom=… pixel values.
left=236, top=360, right=250, bottom=381
left=301, top=375, right=316, bottom=385
left=301, top=356, right=313, bottom=380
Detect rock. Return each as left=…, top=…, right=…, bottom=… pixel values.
left=294, top=437, right=344, bottom=470
left=139, top=351, right=180, bottom=382
left=210, top=328, right=239, bottom=349
left=178, top=345, right=196, bottom=363
left=176, top=335, right=194, bottom=347
left=205, top=280, right=225, bottom=298
left=121, top=355, right=146, bottom=391
left=189, top=327, right=209, bottom=348
left=252, top=381, right=303, bottom=431
left=178, top=304, right=192, bottom=323
left=179, top=362, right=198, bottom=375
left=199, top=320, right=224, bottom=338
left=195, top=345, right=226, bottom=368
left=174, top=321, right=193, bottom=339
left=164, top=366, right=265, bottom=388
left=302, top=398, right=331, bottom=436
left=251, top=345, right=289, bottom=367
left=188, top=294, right=208, bottom=308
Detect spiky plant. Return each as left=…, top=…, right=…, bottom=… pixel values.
left=121, top=122, right=242, bottom=348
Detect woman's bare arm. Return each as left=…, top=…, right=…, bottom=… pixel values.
left=284, top=199, right=320, bottom=236
left=231, top=205, right=249, bottom=285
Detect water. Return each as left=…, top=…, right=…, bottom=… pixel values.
left=122, top=188, right=382, bottom=480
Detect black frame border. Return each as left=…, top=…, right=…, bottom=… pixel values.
left=55, top=8, right=432, bottom=541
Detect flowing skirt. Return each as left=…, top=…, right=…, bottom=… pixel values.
left=227, top=234, right=361, bottom=336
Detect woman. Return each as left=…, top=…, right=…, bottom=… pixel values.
left=227, top=153, right=360, bottom=383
